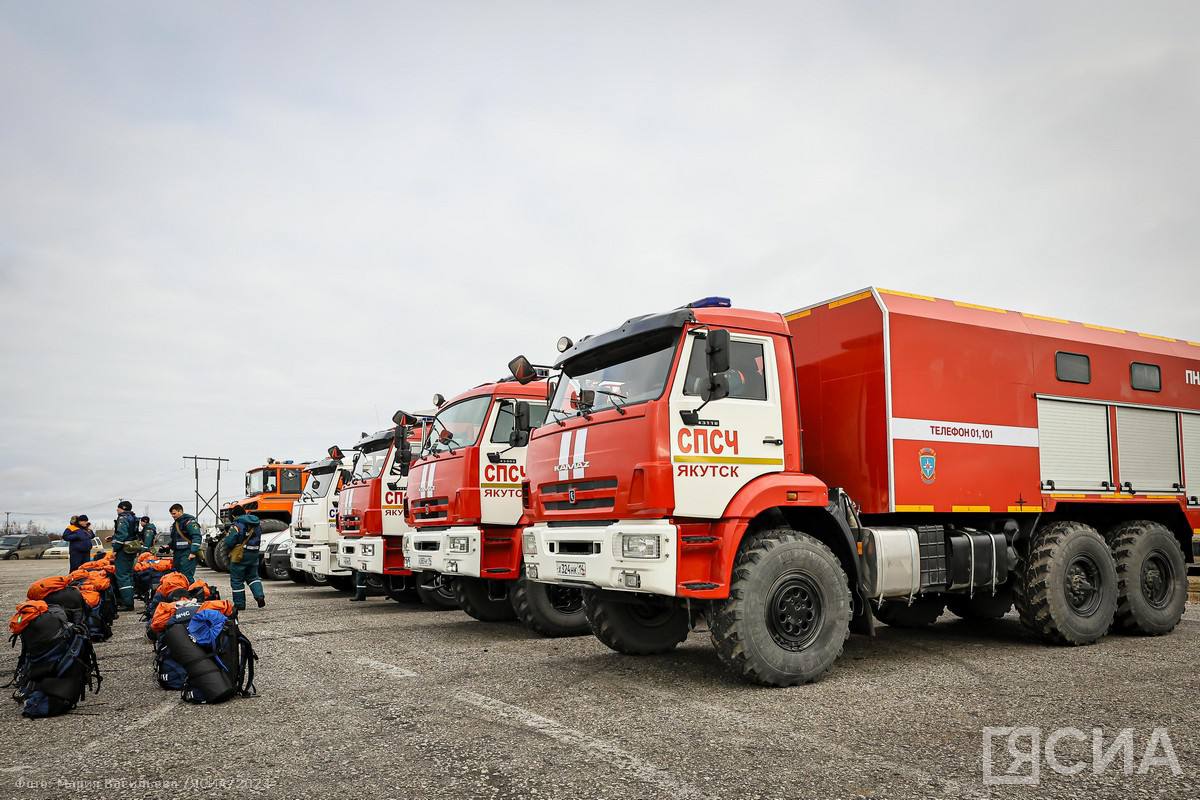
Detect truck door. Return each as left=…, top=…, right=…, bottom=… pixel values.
left=479, top=399, right=548, bottom=525
left=669, top=330, right=786, bottom=518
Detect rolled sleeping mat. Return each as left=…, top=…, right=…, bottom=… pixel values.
left=161, top=623, right=236, bottom=704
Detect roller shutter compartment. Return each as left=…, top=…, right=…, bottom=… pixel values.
left=1116, top=406, right=1180, bottom=492
left=1037, top=399, right=1111, bottom=491
left=1180, top=413, right=1200, bottom=503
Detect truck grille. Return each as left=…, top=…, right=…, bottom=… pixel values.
left=540, top=478, right=618, bottom=512
left=412, top=497, right=449, bottom=521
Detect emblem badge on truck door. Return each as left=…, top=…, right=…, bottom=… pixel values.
left=919, top=448, right=937, bottom=484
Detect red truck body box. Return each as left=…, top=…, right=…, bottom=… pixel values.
left=787, top=288, right=1200, bottom=522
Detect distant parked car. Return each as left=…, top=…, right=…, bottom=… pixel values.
left=43, top=541, right=71, bottom=559
left=0, top=533, right=53, bottom=560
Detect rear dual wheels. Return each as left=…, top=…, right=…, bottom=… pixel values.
left=1108, top=520, right=1187, bottom=636
left=710, top=529, right=851, bottom=686
left=1015, top=521, right=1116, bottom=645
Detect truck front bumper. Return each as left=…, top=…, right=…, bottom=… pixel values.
left=338, top=536, right=385, bottom=575
left=404, top=528, right=483, bottom=578
left=291, top=544, right=350, bottom=577
left=523, top=519, right=678, bottom=596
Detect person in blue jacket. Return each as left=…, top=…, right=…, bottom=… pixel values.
left=167, top=503, right=203, bottom=582
left=62, top=515, right=93, bottom=572
left=224, top=505, right=266, bottom=609
left=110, top=500, right=144, bottom=609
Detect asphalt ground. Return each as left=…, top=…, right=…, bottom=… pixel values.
left=0, top=558, right=1197, bottom=800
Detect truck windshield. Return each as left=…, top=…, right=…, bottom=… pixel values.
left=247, top=470, right=265, bottom=495
left=549, top=328, right=680, bottom=420
left=427, top=396, right=491, bottom=454
left=303, top=467, right=336, bottom=499
left=352, top=444, right=391, bottom=482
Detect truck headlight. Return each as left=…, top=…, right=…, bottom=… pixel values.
left=448, top=536, right=470, bottom=553
left=621, top=533, right=660, bottom=559
left=522, top=531, right=537, bottom=556
left=360, top=543, right=375, bottom=557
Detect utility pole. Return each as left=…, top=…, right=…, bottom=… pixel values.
left=182, top=455, right=230, bottom=526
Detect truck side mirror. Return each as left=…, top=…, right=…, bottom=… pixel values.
left=395, top=433, right=413, bottom=476
left=508, top=401, right=532, bottom=447
left=576, top=389, right=595, bottom=409
left=508, top=355, right=537, bottom=385
left=702, top=329, right=732, bottom=403
left=392, top=409, right=417, bottom=427
left=545, top=377, right=557, bottom=404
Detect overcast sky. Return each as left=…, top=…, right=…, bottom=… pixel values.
left=1, top=2, right=1197, bottom=528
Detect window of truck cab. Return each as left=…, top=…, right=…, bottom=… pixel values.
left=491, top=400, right=550, bottom=443
left=548, top=327, right=681, bottom=420
left=280, top=467, right=303, bottom=494
left=247, top=470, right=266, bottom=495
left=305, top=466, right=337, bottom=499
left=681, top=335, right=769, bottom=400
left=353, top=442, right=391, bottom=481
left=428, top=395, right=491, bottom=453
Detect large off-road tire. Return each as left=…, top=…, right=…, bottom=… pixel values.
left=213, top=541, right=231, bottom=572
left=264, top=559, right=291, bottom=581
left=203, top=541, right=216, bottom=568
left=874, top=595, right=946, bottom=627
left=416, top=577, right=459, bottom=610
left=1015, top=520, right=1116, bottom=645
left=584, top=590, right=689, bottom=655
left=305, top=571, right=330, bottom=587
left=386, top=575, right=418, bottom=603
left=328, top=575, right=354, bottom=593
left=710, top=529, right=851, bottom=686
left=510, top=577, right=588, bottom=637
left=946, top=585, right=1014, bottom=620
left=454, top=577, right=517, bottom=622
left=1107, top=520, right=1187, bottom=635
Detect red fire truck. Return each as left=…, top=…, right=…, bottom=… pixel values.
left=509, top=289, right=1198, bottom=686
left=336, top=415, right=456, bottom=607
left=403, top=380, right=588, bottom=636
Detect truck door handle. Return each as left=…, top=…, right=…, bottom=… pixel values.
left=763, top=436, right=783, bottom=446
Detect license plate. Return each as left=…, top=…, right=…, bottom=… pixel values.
left=417, top=555, right=433, bottom=568
left=556, top=561, right=586, bottom=578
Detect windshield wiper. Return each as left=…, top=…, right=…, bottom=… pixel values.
left=591, top=388, right=628, bottom=415
left=546, top=407, right=571, bottom=426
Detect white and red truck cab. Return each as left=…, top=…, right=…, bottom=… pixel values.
left=290, top=445, right=359, bottom=586
left=403, top=381, right=588, bottom=636
left=510, top=291, right=1199, bottom=686
left=336, top=416, right=454, bottom=607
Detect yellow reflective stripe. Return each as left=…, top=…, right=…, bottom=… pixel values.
left=1083, top=323, right=1125, bottom=334
left=1049, top=493, right=1086, bottom=498
left=1007, top=505, right=1042, bottom=513
left=1021, top=313, right=1069, bottom=324
left=953, top=301, right=1006, bottom=314
left=784, top=309, right=811, bottom=320
left=894, top=504, right=934, bottom=512
left=828, top=291, right=872, bottom=309
left=672, top=456, right=784, bottom=465
left=952, top=505, right=990, bottom=512
left=1137, top=332, right=1176, bottom=342
left=480, top=483, right=522, bottom=489
left=878, top=288, right=935, bottom=301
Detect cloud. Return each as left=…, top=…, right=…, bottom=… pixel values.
left=1, top=1, right=1196, bottom=523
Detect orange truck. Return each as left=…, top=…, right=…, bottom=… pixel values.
left=203, top=459, right=309, bottom=572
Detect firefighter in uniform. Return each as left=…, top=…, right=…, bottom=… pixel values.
left=167, top=503, right=203, bottom=582
left=111, top=500, right=143, bottom=610
left=224, top=505, right=266, bottom=609
left=140, top=516, right=158, bottom=551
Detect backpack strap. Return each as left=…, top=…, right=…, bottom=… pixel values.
left=237, top=632, right=257, bottom=697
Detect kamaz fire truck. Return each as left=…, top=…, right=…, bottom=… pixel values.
left=203, top=460, right=308, bottom=572
left=290, top=445, right=359, bottom=586
left=403, top=380, right=588, bottom=636
left=509, top=290, right=1198, bottom=686
left=336, top=415, right=456, bottom=607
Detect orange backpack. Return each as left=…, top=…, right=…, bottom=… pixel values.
left=201, top=599, right=235, bottom=617
left=9, top=600, right=50, bottom=635
left=79, top=588, right=101, bottom=608
left=27, top=576, right=70, bottom=601
left=188, top=580, right=216, bottom=600
left=157, top=573, right=191, bottom=597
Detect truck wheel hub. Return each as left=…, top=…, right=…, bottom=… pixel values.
left=1141, top=552, right=1172, bottom=609
left=1065, top=555, right=1102, bottom=616
left=767, top=573, right=824, bottom=651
